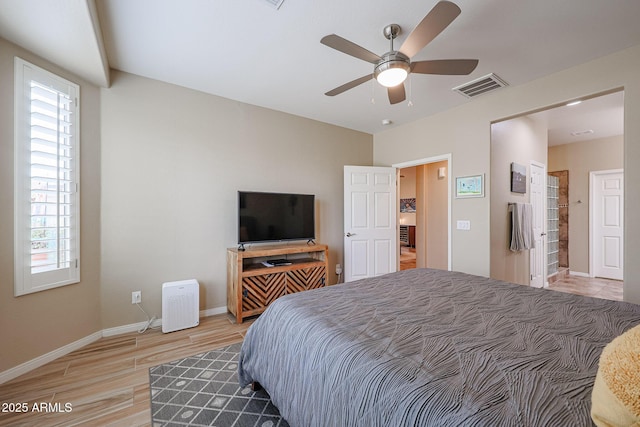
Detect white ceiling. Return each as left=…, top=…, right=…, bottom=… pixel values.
left=529, top=91, right=624, bottom=146
left=0, top=0, right=636, bottom=135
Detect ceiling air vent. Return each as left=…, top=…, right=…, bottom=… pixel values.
left=452, top=73, right=508, bottom=98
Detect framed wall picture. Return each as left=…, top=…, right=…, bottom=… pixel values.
left=400, top=198, right=416, bottom=213
left=511, top=162, right=527, bottom=193
left=456, top=174, right=484, bottom=198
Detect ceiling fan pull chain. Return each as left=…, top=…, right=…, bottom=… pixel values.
left=407, top=75, right=414, bottom=107
left=371, top=78, right=376, bottom=104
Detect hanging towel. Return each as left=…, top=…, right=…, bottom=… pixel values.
left=510, top=202, right=535, bottom=252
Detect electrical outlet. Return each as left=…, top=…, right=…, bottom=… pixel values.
left=131, top=291, right=141, bottom=304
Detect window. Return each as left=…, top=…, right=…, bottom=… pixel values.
left=14, top=58, right=80, bottom=296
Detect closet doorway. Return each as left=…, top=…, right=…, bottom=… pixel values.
left=396, top=155, right=451, bottom=271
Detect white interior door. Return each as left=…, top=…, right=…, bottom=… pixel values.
left=344, top=166, right=397, bottom=282
left=530, top=161, right=545, bottom=288
left=591, top=170, right=624, bottom=280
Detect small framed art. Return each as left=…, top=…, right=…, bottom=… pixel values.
left=510, top=162, right=526, bottom=194
left=456, top=174, right=484, bottom=198
left=400, top=198, right=416, bottom=213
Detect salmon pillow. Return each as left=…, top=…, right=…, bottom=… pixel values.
left=591, top=323, right=640, bottom=426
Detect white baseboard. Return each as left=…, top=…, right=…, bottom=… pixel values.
left=0, top=305, right=228, bottom=385
left=200, top=306, right=228, bottom=318
left=569, top=270, right=591, bottom=278
left=0, top=331, right=102, bottom=385
left=102, top=318, right=164, bottom=337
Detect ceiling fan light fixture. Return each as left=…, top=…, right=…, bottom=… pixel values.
left=376, top=67, right=408, bottom=87
left=375, top=52, right=410, bottom=87
left=321, top=2, right=477, bottom=103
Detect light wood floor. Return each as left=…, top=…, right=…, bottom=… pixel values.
left=400, top=247, right=416, bottom=270
left=400, top=252, right=623, bottom=302
left=0, top=273, right=623, bottom=426
left=548, top=274, right=623, bottom=301
left=0, top=314, right=253, bottom=427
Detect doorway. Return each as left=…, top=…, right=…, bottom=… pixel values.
left=544, top=92, right=624, bottom=282
left=399, top=166, right=417, bottom=270
left=490, top=90, right=624, bottom=287
left=395, top=155, right=451, bottom=271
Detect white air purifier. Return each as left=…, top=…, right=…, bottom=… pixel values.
left=161, top=279, right=200, bottom=333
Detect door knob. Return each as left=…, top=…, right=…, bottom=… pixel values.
left=346, top=232, right=356, bottom=237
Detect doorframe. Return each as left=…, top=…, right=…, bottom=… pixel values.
left=589, top=168, right=624, bottom=279
left=529, top=160, right=546, bottom=288
left=393, top=153, right=452, bottom=271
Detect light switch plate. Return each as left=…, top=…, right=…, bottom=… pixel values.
left=457, top=220, right=471, bottom=230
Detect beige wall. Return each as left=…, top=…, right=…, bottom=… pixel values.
left=99, top=71, right=372, bottom=328
left=548, top=135, right=624, bottom=274
left=374, top=43, right=640, bottom=304
left=490, top=117, right=548, bottom=285
left=1, top=48, right=371, bottom=374
left=0, top=38, right=102, bottom=372
left=374, top=105, right=489, bottom=276
left=3, top=36, right=640, bottom=376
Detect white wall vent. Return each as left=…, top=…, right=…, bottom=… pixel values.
left=452, top=73, right=508, bottom=98
left=162, top=279, right=200, bottom=333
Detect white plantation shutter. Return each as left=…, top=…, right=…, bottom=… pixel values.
left=14, top=58, right=80, bottom=295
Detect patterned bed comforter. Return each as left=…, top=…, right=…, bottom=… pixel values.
left=238, top=268, right=640, bottom=426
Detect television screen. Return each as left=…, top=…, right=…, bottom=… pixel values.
left=238, top=191, right=315, bottom=244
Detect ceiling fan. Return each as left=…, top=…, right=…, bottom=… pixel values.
left=321, top=0, right=478, bottom=105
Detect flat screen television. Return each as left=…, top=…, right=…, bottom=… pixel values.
left=238, top=191, right=315, bottom=244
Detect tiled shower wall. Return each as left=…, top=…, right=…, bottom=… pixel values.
left=549, top=170, right=569, bottom=269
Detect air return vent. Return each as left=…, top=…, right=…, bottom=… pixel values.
left=452, top=73, right=508, bottom=98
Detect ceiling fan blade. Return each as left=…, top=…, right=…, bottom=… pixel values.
left=388, top=84, right=406, bottom=105
left=399, top=1, right=461, bottom=58
left=321, top=34, right=382, bottom=64
left=325, top=74, right=374, bottom=96
left=411, top=59, right=478, bottom=75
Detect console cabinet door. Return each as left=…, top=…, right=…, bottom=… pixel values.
left=286, top=266, right=326, bottom=294
left=242, top=273, right=286, bottom=312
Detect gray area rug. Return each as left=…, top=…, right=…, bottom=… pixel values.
left=149, top=342, right=288, bottom=427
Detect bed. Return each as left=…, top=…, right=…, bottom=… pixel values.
left=238, top=268, right=640, bottom=426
